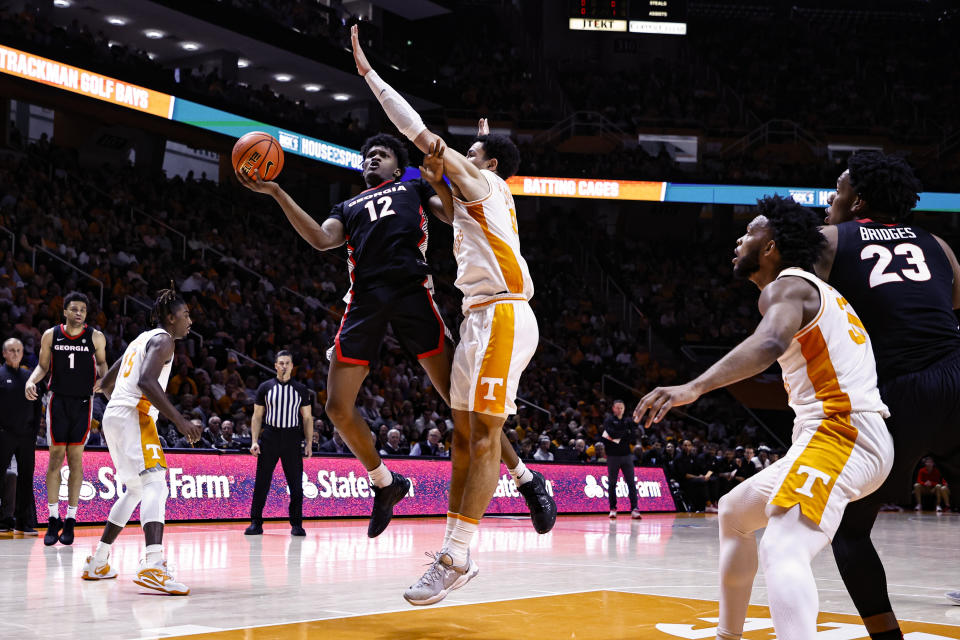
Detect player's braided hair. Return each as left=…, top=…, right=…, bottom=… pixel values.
left=756, top=195, right=826, bottom=273
left=151, top=281, right=185, bottom=325
left=847, top=151, right=922, bottom=222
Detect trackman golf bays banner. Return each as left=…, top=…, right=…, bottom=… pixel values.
left=32, top=451, right=674, bottom=523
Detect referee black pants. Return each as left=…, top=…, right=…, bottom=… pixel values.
left=0, top=430, right=36, bottom=528
left=250, top=427, right=304, bottom=526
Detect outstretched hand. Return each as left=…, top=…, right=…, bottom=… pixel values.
left=350, top=25, right=373, bottom=77
left=633, top=383, right=701, bottom=429
left=419, top=139, right=446, bottom=184
left=236, top=168, right=277, bottom=196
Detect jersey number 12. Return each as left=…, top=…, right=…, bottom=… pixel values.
left=365, top=196, right=397, bottom=222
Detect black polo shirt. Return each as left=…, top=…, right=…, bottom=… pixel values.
left=0, top=364, right=37, bottom=435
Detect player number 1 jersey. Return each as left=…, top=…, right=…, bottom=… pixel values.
left=108, top=328, right=174, bottom=421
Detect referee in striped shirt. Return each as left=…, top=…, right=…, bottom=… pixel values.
left=245, top=351, right=313, bottom=536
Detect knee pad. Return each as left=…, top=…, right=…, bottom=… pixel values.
left=139, top=469, right=169, bottom=524
left=107, top=475, right=143, bottom=527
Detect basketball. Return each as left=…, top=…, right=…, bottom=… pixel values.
left=232, top=131, right=284, bottom=180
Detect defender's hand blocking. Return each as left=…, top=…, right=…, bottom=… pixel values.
left=634, top=383, right=701, bottom=429
left=419, top=140, right=446, bottom=184
left=236, top=168, right=277, bottom=196
left=350, top=25, right=373, bottom=77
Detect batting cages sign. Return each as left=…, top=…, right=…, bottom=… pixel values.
left=32, top=450, right=674, bottom=524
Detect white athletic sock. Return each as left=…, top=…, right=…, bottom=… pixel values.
left=145, top=544, right=164, bottom=567
left=66, top=505, right=78, bottom=519
left=94, top=541, right=111, bottom=564
left=508, top=460, right=533, bottom=487
left=368, top=463, right=393, bottom=489
left=48, top=503, right=59, bottom=520
left=446, top=516, right=478, bottom=567
left=442, top=512, right=458, bottom=549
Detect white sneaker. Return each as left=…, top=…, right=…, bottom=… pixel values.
left=609, top=510, right=617, bottom=519
left=81, top=555, right=117, bottom=581
left=134, top=559, right=190, bottom=595
left=915, top=504, right=922, bottom=512
left=937, top=505, right=943, bottom=513
left=403, top=551, right=478, bottom=606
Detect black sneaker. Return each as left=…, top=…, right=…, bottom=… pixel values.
left=368, top=471, right=410, bottom=538
left=43, top=517, right=62, bottom=545
left=244, top=521, right=263, bottom=535
left=518, top=470, right=557, bottom=534
left=290, top=525, right=306, bottom=536
left=59, top=517, right=76, bottom=545
left=0, top=517, right=13, bottom=532
left=15, top=522, right=38, bottom=536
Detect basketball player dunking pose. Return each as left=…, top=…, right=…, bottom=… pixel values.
left=635, top=197, right=893, bottom=640
left=816, top=151, right=960, bottom=639
left=25, top=292, right=108, bottom=546
left=80, top=286, right=202, bottom=594
left=351, top=27, right=549, bottom=604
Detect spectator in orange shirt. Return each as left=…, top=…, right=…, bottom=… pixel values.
left=914, top=457, right=950, bottom=513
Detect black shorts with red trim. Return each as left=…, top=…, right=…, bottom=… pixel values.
left=332, top=279, right=451, bottom=366
left=46, top=392, right=92, bottom=446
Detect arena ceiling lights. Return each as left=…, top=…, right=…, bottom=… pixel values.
left=1, top=42, right=954, bottom=212
left=106, top=16, right=129, bottom=26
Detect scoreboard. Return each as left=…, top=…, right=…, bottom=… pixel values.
left=568, top=0, right=688, bottom=35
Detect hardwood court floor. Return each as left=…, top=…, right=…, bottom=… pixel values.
left=1, top=512, right=958, bottom=640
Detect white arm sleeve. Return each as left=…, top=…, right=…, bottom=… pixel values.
left=364, top=70, right=426, bottom=142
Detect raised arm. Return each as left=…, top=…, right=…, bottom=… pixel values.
left=634, top=278, right=809, bottom=428
left=139, top=334, right=201, bottom=444
left=350, top=26, right=489, bottom=202
left=421, top=140, right=454, bottom=224
left=25, top=328, right=52, bottom=400
left=236, top=169, right=346, bottom=251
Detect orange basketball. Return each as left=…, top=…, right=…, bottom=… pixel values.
left=232, top=131, right=284, bottom=180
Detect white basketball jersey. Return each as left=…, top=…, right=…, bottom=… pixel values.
left=108, top=327, right=174, bottom=421
left=452, top=170, right=534, bottom=311
left=775, top=268, right=889, bottom=423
